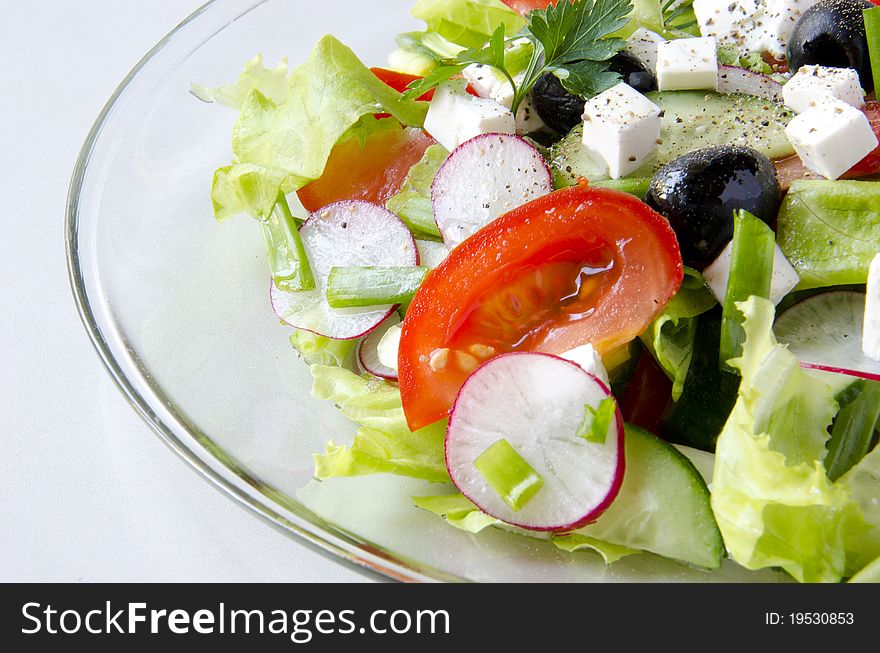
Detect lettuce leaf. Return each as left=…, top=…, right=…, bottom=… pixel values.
left=385, top=143, right=448, bottom=241
left=410, top=0, right=525, bottom=49
left=191, top=54, right=290, bottom=109
left=710, top=296, right=878, bottom=582
left=310, top=365, right=449, bottom=483
left=289, top=331, right=356, bottom=367
left=640, top=267, right=717, bottom=400
left=212, top=36, right=428, bottom=221
left=777, top=180, right=880, bottom=290
left=409, top=493, right=637, bottom=562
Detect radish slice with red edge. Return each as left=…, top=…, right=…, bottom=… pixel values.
left=717, top=65, right=783, bottom=103
left=445, top=352, right=625, bottom=532
left=358, top=313, right=402, bottom=380
left=431, top=133, right=552, bottom=249
left=774, top=291, right=880, bottom=381
left=271, top=201, right=418, bottom=340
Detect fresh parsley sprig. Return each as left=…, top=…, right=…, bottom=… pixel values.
left=403, top=0, right=633, bottom=115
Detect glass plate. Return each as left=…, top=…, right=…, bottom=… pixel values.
left=66, top=0, right=786, bottom=583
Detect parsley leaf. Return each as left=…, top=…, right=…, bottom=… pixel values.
left=402, top=0, right=632, bottom=117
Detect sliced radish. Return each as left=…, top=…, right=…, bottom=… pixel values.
left=431, top=133, right=552, bottom=249
left=717, top=65, right=783, bottom=103
left=357, top=312, right=402, bottom=380
left=445, top=352, right=625, bottom=532
left=271, top=201, right=417, bottom=340
left=774, top=291, right=880, bottom=381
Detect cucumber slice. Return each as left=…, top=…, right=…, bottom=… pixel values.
left=574, top=424, right=725, bottom=569
left=550, top=91, right=795, bottom=187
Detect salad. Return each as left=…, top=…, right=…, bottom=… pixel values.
left=194, top=0, right=880, bottom=582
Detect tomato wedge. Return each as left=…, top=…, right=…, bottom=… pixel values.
left=370, top=67, right=436, bottom=101
left=500, top=0, right=556, bottom=15
left=399, top=185, right=684, bottom=431
left=297, top=125, right=434, bottom=214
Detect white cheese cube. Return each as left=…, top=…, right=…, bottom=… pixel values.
left=784, top=99, right=879, bottom=180
left=657, top=37, right=718, bottom=91
left=864, top=253, right=880, bottom=361
left=626, top=27, right=663, bottom=73
left=783, top=65, right=864, bottom=113
left=703, top=241, right=800, bottom=306
left=693, top=0, right=822, bottom=59
left=560, top=344, right=610, bottom=388
left=376, top=324, right=403, bottom=372
left=462, top=64, right=547, bottom=135
left=423, top=80, right=516, bottom=152
left=581, top=82, right=662, bottom=179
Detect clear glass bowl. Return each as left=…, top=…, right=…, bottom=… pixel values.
left=66, top=0, right=786, bottom=582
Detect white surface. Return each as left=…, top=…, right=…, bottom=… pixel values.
left=424, top=80, right=515, bottom=152
left=783, top=65, right=865, bottom=114
left=703, top=241, right=800, bottom=307
left=656, top=37, right=718, bottom=92
left=0, top=0, right=365, bottom=582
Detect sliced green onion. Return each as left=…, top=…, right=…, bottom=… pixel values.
left=261, top=193, right=314, bottom=292
left=385, top=143, right=447, bottom=241
left=326, top=266, right=429, bottom=308
left=826, top=380, right=880, bottom=482
left=864, top=7, right=880, bottom=101
left=474, top=439, right=544, bottom=512
left=591, top=177, right=652, bottom=200
left=576, top=398, right=617, bottom=444
left=719, top=210, right=775, bottom=373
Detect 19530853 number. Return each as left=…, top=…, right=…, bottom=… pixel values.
left=789, top=613, right=854, bottom=625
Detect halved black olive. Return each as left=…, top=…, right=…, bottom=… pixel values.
left=787, top=0, right=874, bottom=92
left=646, top=145, right=782, bottom=269
left=607, top=51, right=658, bottom=94
left=532, top=53, right=657, bottom=135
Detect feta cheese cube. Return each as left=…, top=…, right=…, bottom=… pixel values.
left=783, top=65, right=864, bottom=113
left=423, top=80, right=515, bottom=152
left=581, top=82, right=662, bottom=179
left=462, top=64, right=547, bottom=135
left=694, top=0, right=822, bottom=59
left=864, top=253, right=880, bottom=361
left=784, top=99, right=879, bottom=180
left=377, top=324, right=402, bottom=372
left=703, top=241, right=800, bottom=306
left=656, top=37, right=719, bottom=91
left=626, top=27, right=663, bottom=73
left=560, top=344, right=610, bottom=388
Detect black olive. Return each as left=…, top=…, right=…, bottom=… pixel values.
left=646, top=145, right=782, bottom=269
left=532, top=73, right=586, bottom=135
left=787, top=0, right=874, bottom=92
left=607, top=51, right=658, bottom=94
left=533, top=53, right=658, bottom=135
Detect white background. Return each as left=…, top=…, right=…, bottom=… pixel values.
left=0, top=0, right=365, bottom=582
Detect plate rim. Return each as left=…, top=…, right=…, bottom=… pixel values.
left=64, top=0, right=465, bottom=584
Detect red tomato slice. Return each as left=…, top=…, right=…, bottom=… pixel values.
left=297, top=126, right=434, bottom=214
left=371, top=67, right=436, bottom=102
left=846, top=101, right=880, bottom=177
left=500, top=0, right=556, bottom=15
left=398, top=185, right=684, bottom=431
left=618, top=351, right=673, bottom=435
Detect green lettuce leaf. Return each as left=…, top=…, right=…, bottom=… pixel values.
left=212, top=36, right=428, bottom=221
left=411, top=494, right=499, bottom=533
left=550, top=534, right=639, bottom=564
left=777, top=180, right=880, bottom=290
left=289, top=331, right=356, bottom=367
left=716, top=45, right=773, bottom=75
left=640, top=267, right=717, bottom=400
left=410, top=0, right=525, bottom=49
left=191, top=54, right=290, bottom=109
left=385, top=143, right=448, bottom=240
left=711, top=297, right=856, bottom=582
left=311, top=365, right=449, bottom=483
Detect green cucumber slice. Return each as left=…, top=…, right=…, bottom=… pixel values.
left=550, top=91, right=794, bottom=187
left=573, top=424, right=725, bottom=569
